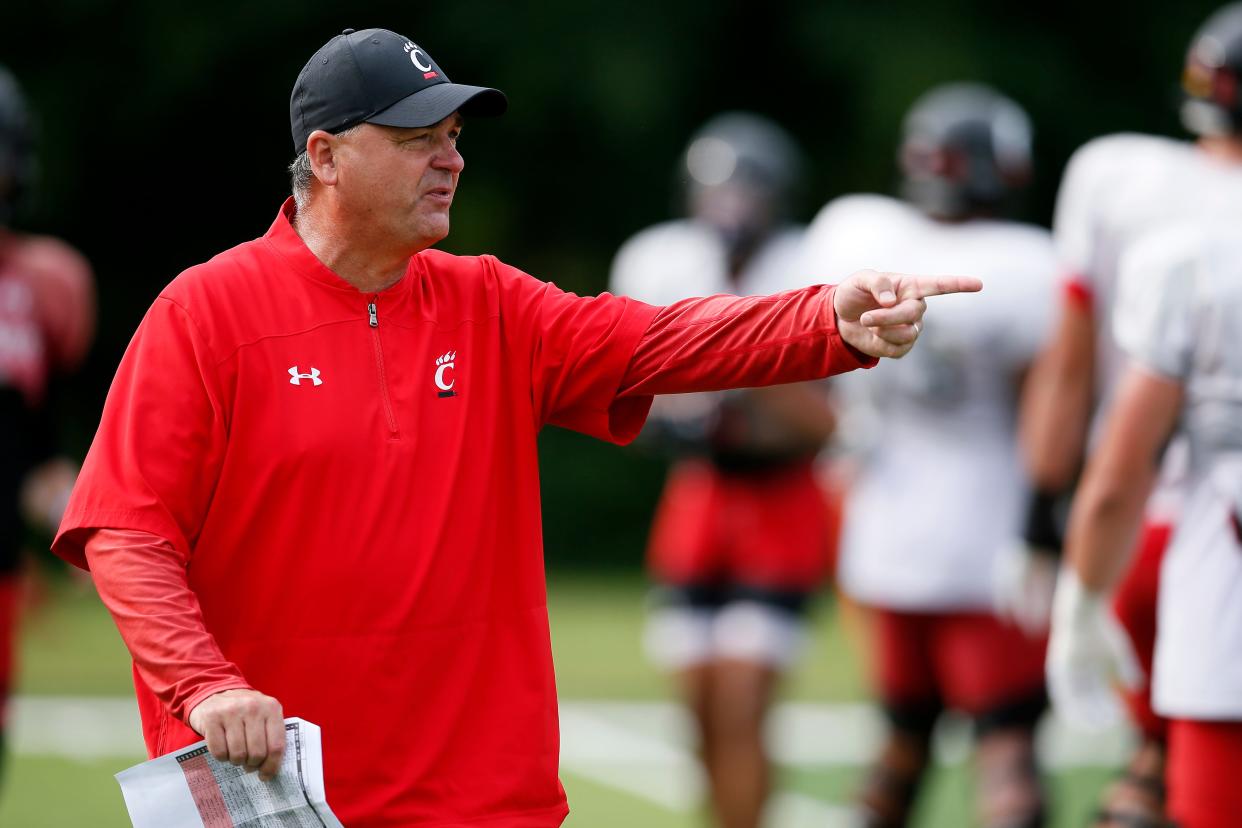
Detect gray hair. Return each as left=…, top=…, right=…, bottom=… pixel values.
left=288, top=125, right=362, bottom=210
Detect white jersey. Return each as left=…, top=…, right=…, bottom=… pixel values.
left=1053, top=133, right=1242, bottom=407
left=1114, top=223, right=1242, bottom=719
left=802, top=195, right=1056, bottom=611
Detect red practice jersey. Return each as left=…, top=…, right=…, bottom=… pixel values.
left=0, top=229, right=94, bottom=572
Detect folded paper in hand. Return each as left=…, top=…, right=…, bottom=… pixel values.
left=115, top=717, right=343, bottom=828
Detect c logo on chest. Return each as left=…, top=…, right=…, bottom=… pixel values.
left=435, top=351, right=457, bottom=398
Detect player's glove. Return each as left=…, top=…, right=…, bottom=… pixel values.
left=1046, top=568, right=1142, bottom=730
left=992, top=539, right=1057, bottom=636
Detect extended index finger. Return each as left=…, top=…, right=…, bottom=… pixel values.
left=906, top=274, right=983, bottom=299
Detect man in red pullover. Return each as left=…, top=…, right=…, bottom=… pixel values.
left=52, top=27, right=978, bottom=828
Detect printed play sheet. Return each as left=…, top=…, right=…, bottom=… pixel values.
left=116, top=717, right=343, bottom=828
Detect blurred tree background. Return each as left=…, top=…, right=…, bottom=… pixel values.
left=0, top=0, right=1223, bottom=568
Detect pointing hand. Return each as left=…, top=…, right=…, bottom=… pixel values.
left=833, top=269, right=983, bottom=359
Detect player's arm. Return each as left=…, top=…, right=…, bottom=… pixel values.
left=1063, top=367, right=1181, bottom=590
left=85, top=528, right=286, bottom=780
left=1018, top=287, right=1096, bottom=492
left=25, top=234, right=97, bottom=371
left=993, top=361, right=1065, bottom=634
left=1047, top=365, right=1182, bottom=727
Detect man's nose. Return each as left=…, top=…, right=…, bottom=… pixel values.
left=433, top=139, right=465, bottom=174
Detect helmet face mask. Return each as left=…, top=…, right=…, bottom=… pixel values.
left=898, top=83, right=1032, bottom=221
left=687, top=179, right=779, bottom=262
left=1181, top=3, right=1242, bottom=137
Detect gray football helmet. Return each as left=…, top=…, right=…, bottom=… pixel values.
left=899, top=82, right=1032, bottom=219
left=1182, top=3, right=1242, bottom=137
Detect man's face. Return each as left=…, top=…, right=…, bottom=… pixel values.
left=332, top=114, right=464, bottom=251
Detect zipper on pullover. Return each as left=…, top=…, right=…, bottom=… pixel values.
left=368, top=298, right=400, bottom=438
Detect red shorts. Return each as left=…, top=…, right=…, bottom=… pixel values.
left=872, top=609, right=1047, bottom=716
left=1112, top=521, right=1171, bottom=742
left=646, top=459, right=830, bottom=591
left=1167, top=719, right=1242, bottom=828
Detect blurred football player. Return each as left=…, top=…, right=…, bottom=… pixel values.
left=1025, top=6, right=1242, bottom=824
left=802, top=84, right=1056, bottom=828
left=0, top=64, right=95, bottom=779
left=610, top=112, right=837, bottom=828
left=1050, top=218, right=1242, bottom=828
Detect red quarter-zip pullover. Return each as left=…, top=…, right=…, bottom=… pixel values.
left=54, top=199, right=872, bottom=827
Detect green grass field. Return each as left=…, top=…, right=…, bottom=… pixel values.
left=0, top=572, right=1111, bottom=827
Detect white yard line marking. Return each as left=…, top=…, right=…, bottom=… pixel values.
left=9, top=695, right=1133, bottom=773
left=558, top=703, right=702, bottom=811
left=10, top=696, right=144, bottom=758
left=560, top=700, right=1133, bottom=768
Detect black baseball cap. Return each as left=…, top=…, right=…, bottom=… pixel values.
left=290, top=28, right=507, bottom=154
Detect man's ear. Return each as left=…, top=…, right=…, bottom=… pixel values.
left=306, top=129, right=341, bottom=187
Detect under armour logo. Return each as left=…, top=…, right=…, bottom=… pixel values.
left=435, top=351, right=456, bottom=397
left=288, top=366, right=323, bottom=387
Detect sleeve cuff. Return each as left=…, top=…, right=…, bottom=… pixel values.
left=825, top=285, right=879, bottom=369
